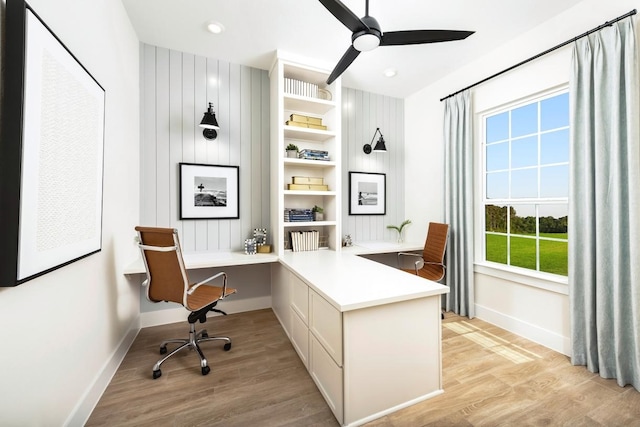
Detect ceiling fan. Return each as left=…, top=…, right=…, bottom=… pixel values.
left=319, top=0, right=475, bottom=84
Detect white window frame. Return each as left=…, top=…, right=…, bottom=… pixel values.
left=474, top=86, right=569, bottom=293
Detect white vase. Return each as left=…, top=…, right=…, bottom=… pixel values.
left=286, top=150, right=298, bottom=158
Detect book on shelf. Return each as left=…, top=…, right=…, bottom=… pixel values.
left=298, top=149, right=330, bottom=161
left=289, top=114, right=323, bottom=125
left=292, top=176, right=324, bottom=185
left=288, top=183, right=329, bottom=191
left=284, top=208, right=313, bottom=222
left=290, top=230, right=320, bottom=252
left=285, top=120, right=328, bottom=131
left=284, top=78, right=319, bottom=99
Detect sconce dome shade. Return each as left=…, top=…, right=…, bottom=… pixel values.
left=199, top=103, right=220, bottom=130
left=373, top=136, right=386, bottom=152
left=364, top=127, right=387, bottom=154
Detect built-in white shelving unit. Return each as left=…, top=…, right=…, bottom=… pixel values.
left=269, top=52, right=342, bottom=256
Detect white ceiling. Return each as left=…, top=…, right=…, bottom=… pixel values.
left=121, top=0, right=584, bottom=99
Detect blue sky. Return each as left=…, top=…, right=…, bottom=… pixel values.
left=485, top=92, right=569, bottom=213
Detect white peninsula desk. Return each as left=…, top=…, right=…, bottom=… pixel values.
left=124, top=242, right=448, bottom=427
left=272, top=246, right=448, bottom=427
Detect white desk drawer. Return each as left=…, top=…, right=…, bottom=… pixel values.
left=310, top=334, right=343, bottom=424
left=309, top=289, right=342, bottom=366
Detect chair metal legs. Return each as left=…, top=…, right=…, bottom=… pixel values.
left=152, top=322, right=232, bottom=379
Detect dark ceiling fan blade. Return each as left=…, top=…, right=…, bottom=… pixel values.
left=319, top=0, right=368, bottom=33
left=380, top=30, right=474, bottom=46
left=327, top=45, right=360, bottom=85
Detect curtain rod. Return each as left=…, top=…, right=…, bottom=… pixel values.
left=440, top=9, right=637, bottom=102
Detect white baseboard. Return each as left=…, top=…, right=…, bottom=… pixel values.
left=140, top=296, right=272, bottom=328
left=474, top=304, right=571, bottom=356
left=65, top=320, right=140, bottom=427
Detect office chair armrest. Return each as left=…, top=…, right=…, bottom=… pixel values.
left=397, top=251, right=422, bottom=269
left=188, top=271, right=229, bottom=297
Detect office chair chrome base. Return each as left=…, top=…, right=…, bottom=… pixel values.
left=152, top=322, right=232, bottom=379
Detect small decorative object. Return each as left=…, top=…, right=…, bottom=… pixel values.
left=387, top=219, right=412, bottom=244
left=312, top=205, right=324, bottom=221
left=244, top=238, right=257, bottom=255
left=285, top=143, right=299, bottom=158
left=253, top=228, right=267, bottom=246
left=318, top=88, right=332, bottom=101
left=257, top=244, right=272, bottom=253
left=343, top=234, right=353, bottom=247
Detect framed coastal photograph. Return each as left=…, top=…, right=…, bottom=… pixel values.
left=349, top=172, right=386, bottom=215
left=0, top=2, right=105, bottom=286
left=179, top=163, right=239, bottom=219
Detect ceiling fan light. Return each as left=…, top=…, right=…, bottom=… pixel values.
left=353, top=33, right=380, bottom=52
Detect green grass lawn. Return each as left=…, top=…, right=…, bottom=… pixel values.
left=486, top=233, right=568, bottom=276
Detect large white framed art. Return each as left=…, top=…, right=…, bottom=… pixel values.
left=0, top=0, right=105, bottom=286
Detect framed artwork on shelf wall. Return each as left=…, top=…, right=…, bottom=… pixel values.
left=349, top=172, right=386, bottom=215
left=179, top=163, right=240, bottom=220
left=0, top=1, right=106, bottom=286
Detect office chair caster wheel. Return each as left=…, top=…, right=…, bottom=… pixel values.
left=224, top=342, right=232, bottom=351
left=201, top=331, right=209, bottom=338
left=160, top=345, right=167, bottom=354
left=202, top=366, right=210, bottom=376
left=153, top=369, right=162, bottom=379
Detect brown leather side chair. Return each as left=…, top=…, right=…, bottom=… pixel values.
left=398, top=222, right=449, bottom=318
left=135, top=226, right=236, bottom=379
left=398, top=222, right=449, bottom=281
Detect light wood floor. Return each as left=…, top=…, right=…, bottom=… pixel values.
left=87, top=309, right=640, bottom=426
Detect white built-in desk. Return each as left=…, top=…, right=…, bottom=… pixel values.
left=123, top=242, right=448, bottom=427
left=272, top=247, right=448, bottom=427
left=123, top=251, right=279, bottom=275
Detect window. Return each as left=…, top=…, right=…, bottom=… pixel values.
left=483, top=90, right=569, bottom=276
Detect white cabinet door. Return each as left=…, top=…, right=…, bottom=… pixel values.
left=309, top=289, right=342, bottom=366
left=270, top=263, right=291, bottom=336
left=310, top=334, right=343, bottom=424
left=291, top=273, right=309, bottom=325
left=290, top=308, right=310, bottom=368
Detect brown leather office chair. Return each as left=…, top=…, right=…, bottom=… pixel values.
left=135, top=226, right=236, bottom=379
left=398, top=222, right=449, bottom=282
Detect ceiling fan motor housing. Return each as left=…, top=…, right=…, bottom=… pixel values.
left=352, top=15, right=381, bottom=51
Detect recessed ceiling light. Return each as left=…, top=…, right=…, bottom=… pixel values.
left=206, top=21, right=225, bottom=34
left=383, top=68, right=397, bottom=78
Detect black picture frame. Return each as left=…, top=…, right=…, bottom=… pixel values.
left=179, top=163, right=240, bottom=219
left=349, top=172, right=386, bottom=215
left=0, top=0, right=106, bottom=287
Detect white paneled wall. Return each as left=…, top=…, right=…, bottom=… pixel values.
left=140, top=44, right=270, bottom=252
left=341, top=87, right=405, bottom=243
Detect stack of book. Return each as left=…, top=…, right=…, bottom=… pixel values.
left=290, top=230, right=320, bottom=252
left=284, top=208, right=313, bottom=222
left=287, top=176, right=328, bottom=191
left=298, top=149, right=329, bottom=161
left=284, top=78, right=318, bottom=98
left=285, top=114, right=328, bottom=131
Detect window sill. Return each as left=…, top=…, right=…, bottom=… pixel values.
left=474, top=262, right=568, bottom=295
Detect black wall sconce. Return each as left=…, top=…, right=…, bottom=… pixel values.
left=199, top=102, right=220, bottom=140
left=363, top=127, right=387, bottom=154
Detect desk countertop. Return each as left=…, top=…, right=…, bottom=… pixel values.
left=280, top=249, right=448, bottom=312
left=123, top=251, right=279, bottom=275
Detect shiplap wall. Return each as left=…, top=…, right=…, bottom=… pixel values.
left=140, top=44, right=270, bottom=252
left=342, top=88, right=406, bottom=243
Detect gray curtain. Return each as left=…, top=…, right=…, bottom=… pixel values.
left=444, top=90, right=475, bottom=318
left=570, top=17, right=640, bottom=390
